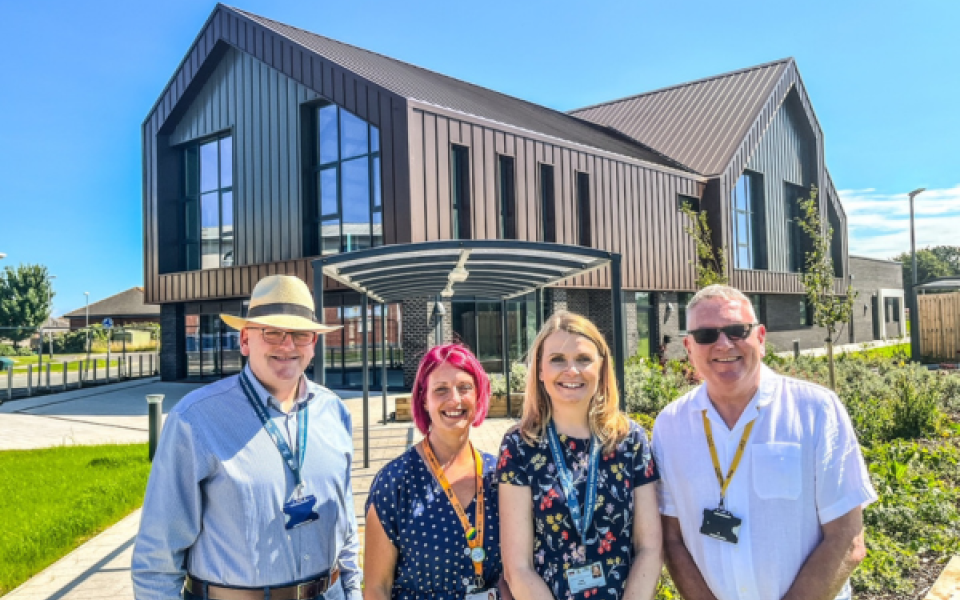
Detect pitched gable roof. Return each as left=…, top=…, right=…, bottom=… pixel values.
left=227, top=6, right=689, bottom=171
left=64, top=288, right=160, bottom=318
left=569, top=59, right=793, bottom=176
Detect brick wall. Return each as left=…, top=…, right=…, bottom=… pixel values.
left=849, top=256, right=905, bottom=343
left=160, top=303, right=182, bottom=381
left=401, top=296, right=452, bottom=388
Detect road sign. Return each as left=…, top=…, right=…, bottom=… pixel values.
left=102, top=317, right=114, bottom=329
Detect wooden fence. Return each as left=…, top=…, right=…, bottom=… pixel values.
left=918, top=292, right=960, bottom=361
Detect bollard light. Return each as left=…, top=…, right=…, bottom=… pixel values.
left=146, top=394, right=165, bottom=461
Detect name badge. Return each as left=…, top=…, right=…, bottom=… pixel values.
left=465, top=589, right=499, bottom=600
left=700, top=507, right=742, bottom=544
left=283, top=494, right=319, bottom=530
left=566, top=561, right=606, bottom=595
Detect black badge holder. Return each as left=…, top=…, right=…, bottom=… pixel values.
left=700, top=507, right=742, bottom=544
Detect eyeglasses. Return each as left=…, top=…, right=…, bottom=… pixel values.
left=687, top=323, right=758, bottom=345
left=250, top=328, right=317, bottom=347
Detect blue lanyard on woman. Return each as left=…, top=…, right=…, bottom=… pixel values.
left=546, top=421, right=601, bottom=541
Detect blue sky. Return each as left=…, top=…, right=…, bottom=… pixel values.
left=0, top=0, right=957, bottom=316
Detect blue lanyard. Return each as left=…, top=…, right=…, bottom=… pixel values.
left=239, top=371, right=309, bottom=489
left=546, top=421, right=601, bottom=541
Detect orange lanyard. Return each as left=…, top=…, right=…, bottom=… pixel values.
left=421, top=439, right=485, bottom=582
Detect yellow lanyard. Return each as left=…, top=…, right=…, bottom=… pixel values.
left=701, top=410, right=755, bottom=506
left=421, top=439, right=485, bottom=581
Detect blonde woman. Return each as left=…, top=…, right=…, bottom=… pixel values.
left=498, top=312, right=662, bottom=600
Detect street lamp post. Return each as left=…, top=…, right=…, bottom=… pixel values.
left=85, top=292, right=91, bottom=375
left=909, top=187, right=926, bottom=362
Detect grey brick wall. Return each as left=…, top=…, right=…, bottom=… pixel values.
left=763, top=294, right=829, bottom=353
left=849, top=256, right=905, bottom=343
left=657, top=292, right=685, bottom=360
left=160, top=303, right=182, bottom=381
left=401, top=296, right=451, bottom=388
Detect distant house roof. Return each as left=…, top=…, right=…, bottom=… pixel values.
left=214, top=6, right=689, bottom=171
left=40, top=317, right=70, bottom=329
left=63, top=287, right=161, bottom=319
left=569, top=59, right=792, bottom=176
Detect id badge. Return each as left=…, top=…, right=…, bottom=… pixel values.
left=465, top=590, right=499, bottom=600
left=283, top=494, right=319, bottom=530
left=699, top=507, right=742, bottom=544
left=566, top=562, right=606, bottom=594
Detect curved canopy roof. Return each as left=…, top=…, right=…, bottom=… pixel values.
left=915, top=277, right=960, bottom=292
left=314, top=240, right=616, bottom=303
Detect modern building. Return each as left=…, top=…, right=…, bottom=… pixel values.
left=144, top=4, right=900, bottom=387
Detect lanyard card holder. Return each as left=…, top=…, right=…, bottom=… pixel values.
left=700, top=507, right=742, bottom=544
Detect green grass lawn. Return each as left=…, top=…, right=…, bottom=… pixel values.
left=0, top=444, right=151, bottom=595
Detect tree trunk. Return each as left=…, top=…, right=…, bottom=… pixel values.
left=827, top=339, right=836, bottom=391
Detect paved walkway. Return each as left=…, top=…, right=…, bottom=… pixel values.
left=0, top=379, right=517, bottom=600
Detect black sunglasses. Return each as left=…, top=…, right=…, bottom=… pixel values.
left=687, top=323, right=758, bottom=345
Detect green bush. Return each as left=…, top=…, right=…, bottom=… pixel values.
left=0, top=344, right=16, bottom=357
left=489, top=361, right=527, bottom=395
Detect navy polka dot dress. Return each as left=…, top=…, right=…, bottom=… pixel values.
left=367, top=446, right=503, bottom=600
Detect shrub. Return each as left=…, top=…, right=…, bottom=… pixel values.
left=0, top=344, right=16, bottom=357
left=489, top=361, right=527, bottom=395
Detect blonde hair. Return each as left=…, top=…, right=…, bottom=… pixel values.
left=519, top=311, right=630, bottom=454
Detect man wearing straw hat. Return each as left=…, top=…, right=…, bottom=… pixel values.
left=133, top=275, right=361, bottom=600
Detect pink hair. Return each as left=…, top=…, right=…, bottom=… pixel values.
left=411, top=343, right=491, bottom=435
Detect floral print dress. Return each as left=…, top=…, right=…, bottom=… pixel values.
left=497, top=420, right=658, bottom=600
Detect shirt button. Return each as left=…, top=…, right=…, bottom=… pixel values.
left=304, top=554, right=310, bottom=560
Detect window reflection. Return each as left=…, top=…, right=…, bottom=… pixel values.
left=312, top=104, right=382, bottom=255
left=184, top=134, right=234, bottom=270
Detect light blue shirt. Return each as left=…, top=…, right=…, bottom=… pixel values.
left=132, top=366, right=361, bottom=600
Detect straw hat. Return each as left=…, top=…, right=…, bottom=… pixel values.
left=220, top=275, right=342, bottom=333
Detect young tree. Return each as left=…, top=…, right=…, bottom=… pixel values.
left=681, top=202, right=728, bottom=287
left=0, top=264, right=55, bottom=345
left=796, top=188, right=856, bottom=390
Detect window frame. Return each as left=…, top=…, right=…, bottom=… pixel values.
left=731, top=171, right=767, bottom=270
left=497, top=154, right=517, bottom=240
left=181, top=131, right=235, bottom=271
left=539, top=163, right=556, bottom=243
left=575, top=171, right=591, bottom=247
left=310, top=103, right=382, bottom=256
left=451, top=144, right=472, bottom=240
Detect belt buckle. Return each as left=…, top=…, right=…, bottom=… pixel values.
left=295, top=580, right=320, bottom=600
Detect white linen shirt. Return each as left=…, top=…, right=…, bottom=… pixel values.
left=652, top=366, right=877, bottom=600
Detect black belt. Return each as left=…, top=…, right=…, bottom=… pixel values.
left=184, top=569, right=339, bottom=600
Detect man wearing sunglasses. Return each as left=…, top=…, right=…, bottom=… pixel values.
left=652, top=285, right=876, bottom=600
left=133, top=275, right=362, bottom=600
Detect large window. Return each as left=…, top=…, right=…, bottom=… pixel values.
left=498, top=155, right=516, bottom=239
left=313, top=104, right=382, bottom=255
left=576, top=172, right=591, bottom=247
left=731, top=171, right=766, bottom=270
left=451, top=145, right=471, bottom=239
left=784, top=183, right=806, bottom=273
left=319, top=293, right=403, bottom=389
left=184, top=301, right=243, bottom=379
left=184, top=135, right=233, bottom=270
left=540, top=164, right=556, bottom=242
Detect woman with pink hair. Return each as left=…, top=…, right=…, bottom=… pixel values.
left=364, top=343, right=509, bottom=600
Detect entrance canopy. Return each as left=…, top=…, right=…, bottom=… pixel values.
left=316, top=240, right=615, bottom=303
left=312, top=240, right=626, bottom=467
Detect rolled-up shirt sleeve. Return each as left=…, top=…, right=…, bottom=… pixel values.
left=131, top=409, right=211, bottom=600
